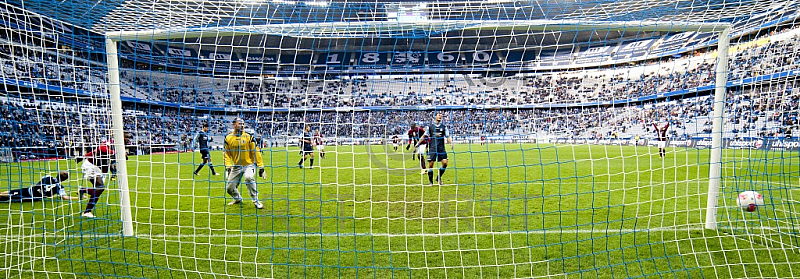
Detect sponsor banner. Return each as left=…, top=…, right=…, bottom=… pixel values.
left=575, top=45, right=613, bottom=64
left=651, top=32, right=695, bottom=54
left=693, top=138, right=775, bottom=150
left=726, top=139, right=767, bottom=150
left=244, top=55, right=278, bottom=63
left=615, top=39, right=656, bottom=59
left=668, top=140, right=692, bottom=147
left=768, top=140, right=800, bottom=151
left=695, top=139, right=714, bottom=148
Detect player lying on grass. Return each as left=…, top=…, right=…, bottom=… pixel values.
left=0, top=171, right=78, bottom=202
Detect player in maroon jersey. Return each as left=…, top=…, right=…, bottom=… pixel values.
left=391, top=134, right=401, bottom=151
left=76, top=136, right=129, bottom=218
left=653, top=122, right=670, bottom=158
left=480, top=135, right=487, bottom=146
left=314, top=130, right=325, bottom=159
left=406, top=124, right=428, bottom=172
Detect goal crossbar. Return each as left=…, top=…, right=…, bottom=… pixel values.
left=105, top=20, right=731, bottom=41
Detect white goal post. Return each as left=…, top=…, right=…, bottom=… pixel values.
left=705, top=27, right=732, bottom=230
left=103, top=20, right=733, bottom=237
left=105, top=38, right=134, bottom=237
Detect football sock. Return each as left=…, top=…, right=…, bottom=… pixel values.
left=84, top=188, right=105, bottom=213
left=428, top=169, right=434, bottom=184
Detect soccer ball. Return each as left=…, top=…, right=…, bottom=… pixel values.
left=737, top=191, right=764, bottom=212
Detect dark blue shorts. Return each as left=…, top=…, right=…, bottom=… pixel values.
left=0, top=188, right=41, bottom=202
left=427, top=148, right=448, bottom=162
left=200, top=149, right=210, bottom=160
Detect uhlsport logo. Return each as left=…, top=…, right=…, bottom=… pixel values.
left=696, top=140, right=713, bottom=147
left=668, top=140, right=689, bottom=147
left=771, top=140, right=800, bottom=150
left=728, top=139, right=764, bottom=149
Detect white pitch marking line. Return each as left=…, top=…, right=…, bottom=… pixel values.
left=3, top=226, right=797, bottom=239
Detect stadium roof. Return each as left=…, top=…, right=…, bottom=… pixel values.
left=5, top=0, right=797, bottom=35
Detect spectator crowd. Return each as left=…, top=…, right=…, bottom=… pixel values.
left=1, top=20, right=799, bottom=161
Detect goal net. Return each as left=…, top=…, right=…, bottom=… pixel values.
left=0, top=2, right=128, bottom=277
left=2, top=0, right=800, bottom=278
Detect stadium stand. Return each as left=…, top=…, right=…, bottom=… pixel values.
left=1, top=11, right=799, bottom=162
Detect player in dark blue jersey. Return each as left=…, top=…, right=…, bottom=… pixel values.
left=193, top=123, right=219, bottom=176
left=0, top=171, right=77, bottom=202
left=417, top=113, right=454, bottom=186
left=297, top=125, right=315, bottom=169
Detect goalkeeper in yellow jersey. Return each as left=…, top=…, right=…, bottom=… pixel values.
left=223, top=117, right=265, bottom=209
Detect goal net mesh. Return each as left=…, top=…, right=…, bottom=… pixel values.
left=1, top=0, right=799, bottom=278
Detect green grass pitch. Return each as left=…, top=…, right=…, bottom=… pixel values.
left=1, top=143, right=799, bottom=278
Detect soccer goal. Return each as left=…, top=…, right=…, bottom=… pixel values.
left=4, top=1, right=800, bottom=278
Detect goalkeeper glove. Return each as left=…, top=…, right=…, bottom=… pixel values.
left=225, top=167, right=231, bottom=177
left=258, top=168, right=265, bottom=179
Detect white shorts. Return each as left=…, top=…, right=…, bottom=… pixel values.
left=226, top=165, right=258, bottom=200
left=416, top=144, right=427, bottom=155
left=316, top=145, right=325, bottom=151
left=81, top=160, right=104, bottom=181
left=657, top=141, right=666, bottom=148
left=393, top=143, right=398, bottom=148
left=227, top=165, right=257, bottom=184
